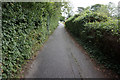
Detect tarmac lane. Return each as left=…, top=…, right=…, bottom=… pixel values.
left=25, top=23, right=105, bottom=78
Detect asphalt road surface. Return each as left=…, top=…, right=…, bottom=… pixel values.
left=25, top=23, right=105, bottom=78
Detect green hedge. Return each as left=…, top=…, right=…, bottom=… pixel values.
left=84, top=20, right=120, bottom=57
left=2, top=2, right=62, bottom=78
left=65, top=11, right=120, bottom=74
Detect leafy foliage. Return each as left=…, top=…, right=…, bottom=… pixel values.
left=65, top=4, right=120, bottom=74
left=77, top=7, right=84, bottom=13
left=2, top=2, right=62, bottom=78
left=60, top=16, right=65, bottom=22
left=91, top=4, right=103, bottom=11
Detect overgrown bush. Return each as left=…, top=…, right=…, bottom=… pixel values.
left=2, top=2, right=62, bottom=78
left=84, top=20, right=120, bottom=58
left=65, top=8, right=120, bottom=74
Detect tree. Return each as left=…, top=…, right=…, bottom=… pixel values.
left=61, top=1, right=73, bottom=19
left=96, top=5, right=110, bottom=16
left=77, top=7, right=84, bottom=14
left=91, top=4, right=103, bottom=11
left=60, top=16, right=65, bottom=21
left=107, top=2, right=117, bottom=18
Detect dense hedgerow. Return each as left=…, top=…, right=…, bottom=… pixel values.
left=84, top=20, right=120, bottom=58
left=2, top=2, right=62, bottom=78
left=65, top=10, right=120, bottom=74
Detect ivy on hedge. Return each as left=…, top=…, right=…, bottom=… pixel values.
left=2, top=2, right=62, bottom=78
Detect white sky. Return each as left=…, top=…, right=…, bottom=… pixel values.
left=69, top=0, right=120, bottom=13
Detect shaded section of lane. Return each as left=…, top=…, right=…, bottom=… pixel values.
left=25, top=23, right=105, bottom=78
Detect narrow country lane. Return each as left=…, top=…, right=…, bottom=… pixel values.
left=25, top=23, right=105, bottom=78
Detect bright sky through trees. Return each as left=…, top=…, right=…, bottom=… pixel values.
left=69, top=0, right=120, bottom=13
